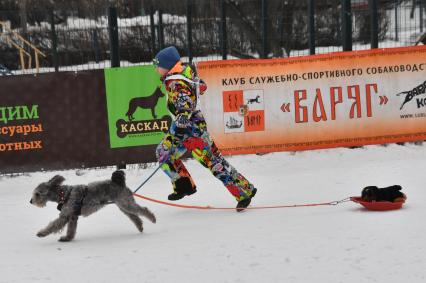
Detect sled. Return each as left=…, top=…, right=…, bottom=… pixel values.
left=350, top=196, right=405, bottom=211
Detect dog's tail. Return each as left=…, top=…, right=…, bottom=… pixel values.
left=111, top=170, right=126, bottom=187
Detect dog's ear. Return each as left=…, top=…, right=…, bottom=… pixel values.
left=361, top=187, right=370, bottom=198
left=362, top=186, right=377, bottom=200
left=48, top=175, right=65, bottom=186
left=363, top=186, right=378, bottom=192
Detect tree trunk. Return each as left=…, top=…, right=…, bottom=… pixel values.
left=224, top=0, right=263, bottom=57
left=410, top=0, right=416, bottom=19
left=282, top=1, right=296, bottom=57
left=19, top=0, right=28, bottom=37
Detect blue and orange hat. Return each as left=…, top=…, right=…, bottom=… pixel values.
left=153, top=46, right=181, bottom=70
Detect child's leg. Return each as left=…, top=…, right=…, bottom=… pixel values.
left=185, top=134, right=255, bottom=201
left=156, top=133, right=196, bottom=200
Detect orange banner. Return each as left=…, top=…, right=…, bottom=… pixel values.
left=197, top=46, right=426, bottom=155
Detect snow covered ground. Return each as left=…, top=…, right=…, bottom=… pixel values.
left=1, top=143, right=426, bottom=283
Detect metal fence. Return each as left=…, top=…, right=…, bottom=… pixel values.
left=0, top=0, right=424, bottom=75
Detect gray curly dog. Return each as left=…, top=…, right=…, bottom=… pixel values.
left=30, top=170, right=156, bottom=242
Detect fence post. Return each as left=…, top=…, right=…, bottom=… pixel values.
left=19, top=0, right=28, bottom=40
left=307, top=0, right=316, bottom=55
left=49, top=10, right=59, bottom=72
left=261, top=0, right=268, bottom=58
left=92, top=29, right=100, bottom=64
left=220, top=0, right=227, bottom=60
left=420, top=0, right=424, bottom=33
left=369, top=0, right=379, bottom=49
left=109, top=6, right=123, bottom=170
left=150, top=6, right=156, bottom=57
left=186, top=0, right=193, bottom=63
left=108, top=6, right=120, bottom=68
left=341, top=0, right=352, bottom=51
left=158, top=9, right=164, bottom=50
left=394, top=4, right=399, bottom=41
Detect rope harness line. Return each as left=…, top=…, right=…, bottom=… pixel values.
left=132, top=165, right=162, bottom=194
left=117, top=164, right=353, bottom=211
left=133, top=194, right=352, bottom=210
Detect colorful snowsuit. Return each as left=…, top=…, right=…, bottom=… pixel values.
left=156, top=62, right=255, bottom=201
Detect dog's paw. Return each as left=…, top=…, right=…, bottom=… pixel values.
left=58, top=236, right=73, bottom=242
left=144, top=209, right=156, bottom=223
left=37, top=231, right=48, bottom=238
left=148, top=212, right=156, bottom=224
left=138, top=225, right=144, bottom=233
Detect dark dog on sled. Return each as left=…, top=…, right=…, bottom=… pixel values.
left=361, top=185, right=407, bottom=202
left=126, top=87, right=165, bottom=121
left=30, top=170, right=156, bottom=242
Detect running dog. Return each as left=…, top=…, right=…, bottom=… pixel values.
left=30, top=170, right=156, bottom=242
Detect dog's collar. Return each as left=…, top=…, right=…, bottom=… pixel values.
left=57, top=187, right=70, bottom=211
left=58, top=189, right=65, bottom=203
left=56, top=186, right=88, bottom=215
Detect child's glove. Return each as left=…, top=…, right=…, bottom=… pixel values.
left=175, top=113, right=190, bottom=128
left=199, top=80, right=207, bottom=95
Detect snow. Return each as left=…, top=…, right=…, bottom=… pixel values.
left=1, top=143, right=426, bottom=283
left=12, top=55, right=241, bottom=75
left=31, top=13, right=184, bottom=31
left=12, top=60, right=141, bottom=75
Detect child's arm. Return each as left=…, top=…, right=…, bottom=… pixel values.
left=166, top=80, right=197, bottom=128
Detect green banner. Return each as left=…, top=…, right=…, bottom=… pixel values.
left=104, top=65, right=171, bottom=148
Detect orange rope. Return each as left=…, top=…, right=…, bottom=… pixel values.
left=133, top=193, right=350, bottom=210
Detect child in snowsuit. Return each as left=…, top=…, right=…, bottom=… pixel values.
left=153, top=46, right=257, bottom=212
